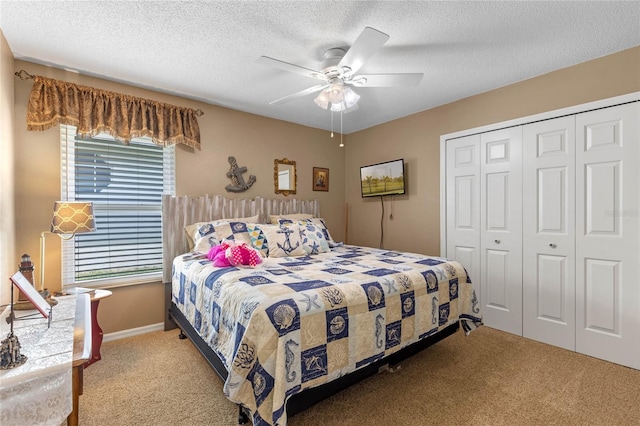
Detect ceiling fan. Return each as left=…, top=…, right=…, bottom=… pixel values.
left=256, top=27, right=424, bottom=112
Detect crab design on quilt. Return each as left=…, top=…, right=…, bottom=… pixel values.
left=397, top=273, right=412, bottom=290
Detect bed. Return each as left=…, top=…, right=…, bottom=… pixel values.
left=163, top=195, right=482, bottom=426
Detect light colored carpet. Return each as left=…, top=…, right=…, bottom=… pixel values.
left=79, top=326, right=640, bottom=425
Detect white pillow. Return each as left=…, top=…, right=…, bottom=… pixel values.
left=192, top=221, right=258, bottom=253
left=278, top=217, right=338, bottom=248
left=185, top=215, right=259, bottom=250
left=269, top=213, right=314, bottom=225
left=278, top=219, right=330, bottom=255
left=260, top=224, right=306, bottom=258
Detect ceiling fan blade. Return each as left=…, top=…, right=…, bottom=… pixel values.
left=256, top=56, right=326, bottom=81
left=352, top=73, right=424, bottom=87
left=338, top=27, right=390, bottom=75
left=269, top=84, right=329, bottom=105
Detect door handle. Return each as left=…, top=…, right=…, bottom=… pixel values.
left=494, top=239, right=501, bottom=244
left=549, top=243, right=557, bottom=248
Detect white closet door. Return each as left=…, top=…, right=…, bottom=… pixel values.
left=480, top=127, right=523, bottom=335
left=446, top=135, right=481, bottom=298
left=576, top=102, right=640, bottom=369
left=523, top=117, right=576, bottom=350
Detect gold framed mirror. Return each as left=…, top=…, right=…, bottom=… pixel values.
left=274, top=158, right=296, bottom=196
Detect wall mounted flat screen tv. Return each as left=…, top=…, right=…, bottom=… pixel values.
left=360, top=159, right=405, bottom=197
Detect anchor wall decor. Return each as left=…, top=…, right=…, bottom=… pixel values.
left=225, top=156, right=256, bottom=193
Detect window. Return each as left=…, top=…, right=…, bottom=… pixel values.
left=60, top=125, right=175, bottom=288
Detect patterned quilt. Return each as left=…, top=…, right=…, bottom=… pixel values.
left=172, top=245, right=482, bottom=426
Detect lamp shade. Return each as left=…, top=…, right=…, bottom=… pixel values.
left=50, top=202, right=96, bottom=235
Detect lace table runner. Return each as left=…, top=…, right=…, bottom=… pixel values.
left=0, top=295, right=77, bottom=426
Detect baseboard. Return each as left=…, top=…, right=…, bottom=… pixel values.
left=103, top=322, right=165, bottom=343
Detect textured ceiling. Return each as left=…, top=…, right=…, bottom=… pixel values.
left=1, top=1, right=639, bottom=134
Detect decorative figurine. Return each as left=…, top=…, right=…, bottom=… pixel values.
left=1, top=277, right=27, bottom=370
left=0, top=331, right=27, bottom=370
left=17, top=253, right=34, bottom=301
left=15, top=254, right=57, bottom=310
left=225, top=156, right=256, bottom=193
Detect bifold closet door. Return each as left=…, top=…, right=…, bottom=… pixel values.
left=575, top=102, right=640, bottom=370
left=480, top=127, right=523, bottom=336
left=446, top=135, right=481, bottom=298
left=522, top=116, right=576, bottom=350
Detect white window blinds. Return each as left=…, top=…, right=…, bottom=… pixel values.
left=60, top=125, right=175, bottom=287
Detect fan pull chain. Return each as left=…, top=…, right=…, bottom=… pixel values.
left=339, top=109, right=344, bottom=147
left=331, top=110, right=334, bottom=138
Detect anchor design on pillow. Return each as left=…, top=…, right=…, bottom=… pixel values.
left=276, top=226, right=300, bottom=254
left=225, top=156, right=256, bottom=193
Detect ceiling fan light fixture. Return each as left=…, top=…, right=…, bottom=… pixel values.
left=328, top=83, right=345, bottom=103
left=330, top=102, right=345, bottom=112
left=342, top=87, right=360, bottom=107
left=314, top=90, right=330, bottom=109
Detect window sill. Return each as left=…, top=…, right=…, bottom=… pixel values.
left=62, top=272, right=162, bottom=291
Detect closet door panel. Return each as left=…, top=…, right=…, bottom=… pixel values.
left=446, top=135, right=481, bottom=298
left=536, top=255, right=567, bottom=321
left=485, top=249, right=509, bottom=308
left=480, top=127, right=523, bottom=336
left=576, top=102, right=640, bottom=370
left=523, top=117, right=575, bottom=350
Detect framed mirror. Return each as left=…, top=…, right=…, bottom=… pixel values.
left=274, top=158, right=296, bottom=196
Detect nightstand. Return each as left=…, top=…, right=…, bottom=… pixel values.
left=63, top=287, right=112, bottom=368
left=86, top=289, right=112, bottom=367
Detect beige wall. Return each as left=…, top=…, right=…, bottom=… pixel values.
left=0, top=30, right=15, bottom=307
left=8, top=46, right=639, bottom=334
left=11, top=60, right=345, bottom=333
left=346, top=46, right=640, bottom=256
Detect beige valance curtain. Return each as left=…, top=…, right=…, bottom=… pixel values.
left=26, top=75, right=202, bottom=150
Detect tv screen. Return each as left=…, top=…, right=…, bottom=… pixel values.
left=360, top=159, right=405, bottom=197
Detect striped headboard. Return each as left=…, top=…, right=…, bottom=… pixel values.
left=161, top=194, right=320, bottom=283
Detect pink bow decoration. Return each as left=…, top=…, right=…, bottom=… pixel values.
left=207, top=239, right=262, bottom=267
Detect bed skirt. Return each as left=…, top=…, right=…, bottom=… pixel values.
left=169, top=301, right=459, bottom=421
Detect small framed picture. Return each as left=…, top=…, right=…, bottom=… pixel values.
left=313, top=167, right=329, bottom=191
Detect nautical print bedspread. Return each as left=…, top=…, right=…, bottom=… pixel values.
left=172, top=245, right=482, bottom=426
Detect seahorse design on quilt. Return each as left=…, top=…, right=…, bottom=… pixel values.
left=471, top=291, right=480, bottom=314
left=431, top=296, right=438, bottom=324
left=285, top=339, right=299, bottom=382
left=375, top=314, right=384, bottom=349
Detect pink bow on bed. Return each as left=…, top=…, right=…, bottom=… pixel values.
left=207, top=239, right=262, bottom=267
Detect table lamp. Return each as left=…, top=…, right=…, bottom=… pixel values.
left=40, top=201, right=96, bottom=292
